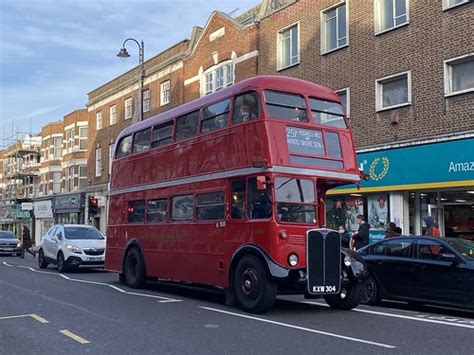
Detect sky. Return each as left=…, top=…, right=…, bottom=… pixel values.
left=0, top=0, right=261, bottom=144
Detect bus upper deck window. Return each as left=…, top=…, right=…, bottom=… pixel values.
left=116, top=135, right=132, bottom=159
left=176, top=111, right=199, bottom=141
left=264, top=90, right=308, bottom=122
left=309, top=98, right=347, bottom=128
left=201, top=99, right=230, bottom=133
left=132, top=128, right=151, bottom=153
left=232, top=92, right=260, bottom=124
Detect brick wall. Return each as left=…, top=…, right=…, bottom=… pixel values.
left=258, top=0, right=474, bottom=148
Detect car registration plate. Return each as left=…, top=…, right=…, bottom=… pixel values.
left=87, top=257, right=102, bottom=261
left=4, top=248, right=14, bottom=252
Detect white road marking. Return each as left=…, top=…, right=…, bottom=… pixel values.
left=2, top=262, right=12, bottom=267
left=60, top=329, right=90, bottom=344
left=0, top=313, right=49, bottom=323
left=299, top=301, right=474, bottom=330
left=200, top=306, right=396, bottom=349
left=5, top=262, right=182, bottom=303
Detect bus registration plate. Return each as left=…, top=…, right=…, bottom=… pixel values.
left=306, top=229, right=341, bottom=295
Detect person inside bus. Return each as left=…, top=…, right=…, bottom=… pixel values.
left=233, top=92, right=259, bottom=124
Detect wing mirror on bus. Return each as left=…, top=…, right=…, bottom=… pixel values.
left=256, top=176, right=267, bottom=190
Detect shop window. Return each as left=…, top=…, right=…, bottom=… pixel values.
left=128, top=200, right=145, bottom=223
left=368, top=194, right=389, bottom=228
left=195, top=192, right=225, bottom=221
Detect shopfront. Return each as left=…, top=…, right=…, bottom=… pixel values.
left=33, top=199, right=54, bottom=245
left=53, top=192, right=86, bottom=225
left=327, top=137, right=474, bottom=241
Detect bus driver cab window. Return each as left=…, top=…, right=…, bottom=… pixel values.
left=232, top=92, right=259, bottom=124
left=248, top=177, right=272, bottom=219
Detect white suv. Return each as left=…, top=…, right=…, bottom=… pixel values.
left=38, top=224, right=106, bottom=272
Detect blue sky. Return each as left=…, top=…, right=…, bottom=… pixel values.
left=0, top=0, right=260, bottom=142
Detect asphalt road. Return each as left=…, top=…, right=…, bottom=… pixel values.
left=1, top=254, right=473, bottom=354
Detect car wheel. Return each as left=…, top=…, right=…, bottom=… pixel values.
left=38, top=249, right=48, bottom=269
left=16, top=253, right=22, bottom=257
left=124, top=248, right=146, bottom=289
left=324, top=281, right=365, bottom=310
left=57, top=252, right=68, bottom=273
left=233, top=255, right=277, bottom=314
left=362, top=276, right=380, bottom=305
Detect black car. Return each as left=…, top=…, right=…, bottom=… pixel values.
left=0, top=231, right=22, bottom=256
left=357, top=236, right=474, bottom=310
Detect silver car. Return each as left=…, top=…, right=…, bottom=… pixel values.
left=0, top=231, right=22, bottom=256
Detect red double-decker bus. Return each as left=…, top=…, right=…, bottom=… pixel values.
left=106, top=76, right=368, bottom=313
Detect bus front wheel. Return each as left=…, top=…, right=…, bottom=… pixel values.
left=323, top=281, right=365, bottom=310
left=233, top=255, right=277, bottom=314
left=124, top=247, right=146, bottom=289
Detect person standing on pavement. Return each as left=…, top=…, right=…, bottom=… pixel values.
left=423, top=216, right=440, bottom=237
left=351, top=214, right=370, bottom=250
left=20, top=226, right=36, bottom=258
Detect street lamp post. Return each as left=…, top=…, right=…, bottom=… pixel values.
left=117, top=38, right=145, bottom=121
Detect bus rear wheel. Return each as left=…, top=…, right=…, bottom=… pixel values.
left=233, top=255, right=277, bottom=314
left=124, top=247, right=146, bottom=289
left=323, top=281, right=365, bottom=310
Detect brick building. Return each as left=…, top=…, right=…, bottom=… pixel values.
left=84, top=0, right=473, bottom=237
left=257, top=0, right=473, bottom=238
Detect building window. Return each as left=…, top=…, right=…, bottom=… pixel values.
left=376, top=71, right=411, bottom=111
left=143, top=89, right=150, bottom=113
left=321, top=2, right=347, bottom=54
left=110, top=105, right=117, bottom=125
left=53, top=137, right=62, bottom=158
left=277, top=23, right=299, bottom=70
left=109, top=143, right=114, bottom=176
left=374, top=0, right=409, bottom=34
left=96, top=111, right=103, bottom=130
left=336, top=88, right=350, bottom=116
left=202, top=62, right=234, bottom=96
left=444, top=54, right=474, bottom=97
left=442, top=0, right=469, bottom=10
left=79, top=126, right=88, bottom=150
left=79, top=166, right=86, bottom=190
left=53, top=172, right=61, bottom=193
left=66, top=128, right=75, bottom=153
left=160, top=81, right=170, bottom=106
left=125, top=98, right=133, bottom=120
left=95, top=147, right=102, bottom=177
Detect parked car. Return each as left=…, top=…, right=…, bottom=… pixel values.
left=0, top=231, right=22, bottom=256
left=38, top=224, right=105, bottom=272
left=358, top=236, right=474, bottom=310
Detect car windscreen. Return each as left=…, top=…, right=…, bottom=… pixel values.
left=64, top=227, right=104, bottom=240
left=447, top=239, right=474, bottom=260
left=275, top=177, right=316, bottom=224
left=0, top=232, right=16, bottom=239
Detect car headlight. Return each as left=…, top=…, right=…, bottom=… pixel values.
left=288, top=253, right=299, bottom=267
left=66, top=244, right=82, bottom=253
left=344, top=255, right=352, bottom=267
left=17, top=242, right=21, bottom=248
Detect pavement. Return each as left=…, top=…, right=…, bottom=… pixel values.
left=1, top=254, right=473, bottom=354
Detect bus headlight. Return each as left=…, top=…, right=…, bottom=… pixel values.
left=288, top=253, right=298, bottom=267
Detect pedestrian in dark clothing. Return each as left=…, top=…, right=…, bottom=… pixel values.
left=385, top=222, right=397, bottom=238
left=423, top=216, right=440, bottom=237
left=20, top=226, right=35, bottom=258
left=352, top=214, right=370, bottom=250
left=394, top=227, right=402, bottom=236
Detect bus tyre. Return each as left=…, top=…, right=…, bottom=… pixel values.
left=233, top=255, right=277, bottom=314
left=124, top=247, right=146, bottom=289
left=324, top=281, right=365, bottom=310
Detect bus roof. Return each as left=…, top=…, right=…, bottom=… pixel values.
left=117, top=76, right=340, bottom=141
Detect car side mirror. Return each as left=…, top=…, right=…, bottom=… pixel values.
left=57, top=233, right=63, bottom=241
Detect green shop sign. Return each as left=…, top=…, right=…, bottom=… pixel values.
left=331, top=138, right=474, bottom=194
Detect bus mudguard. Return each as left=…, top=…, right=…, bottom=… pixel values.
left=123, top=238, right=146, bottom=270
left=230, top=244, right=290, bottom=280
left=341, top=248, right=369, bottom=283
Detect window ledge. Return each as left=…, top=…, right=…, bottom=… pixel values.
left=375, top=22, right=409, bottom=36
left=277, top=61, right=300, bottom=72
left=321, top=44, right=348, bottom=56
left=443, top=1, right=470, bottom=11
left=376, top=102, right=411, bottom=112
left=444, top=88, right=474, bottom=97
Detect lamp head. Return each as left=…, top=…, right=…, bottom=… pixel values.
left=117, top=48, right=130, bottom=61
